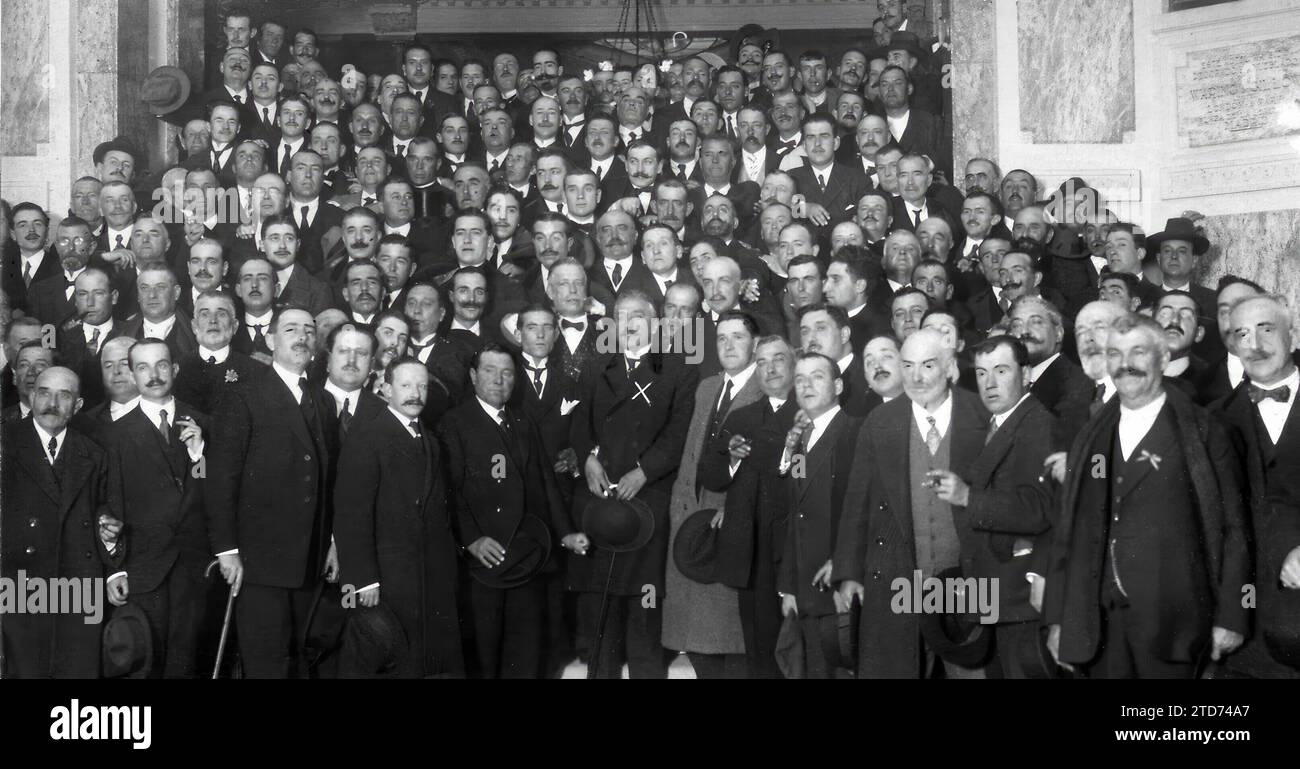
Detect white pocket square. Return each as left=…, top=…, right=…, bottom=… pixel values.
left=560, top=398, right=580, bottom=416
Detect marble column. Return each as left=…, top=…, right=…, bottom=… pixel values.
left=74, top=0, right=120, bottom=181
left=949, top=0, right=999, bottom=178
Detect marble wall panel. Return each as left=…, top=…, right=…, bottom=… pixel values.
left=1198, top=208, right=1300, bottom=312
left=1017, top=0, right=1135, bottom=143
left=951, top=0, right=998, bottom=176
left=1, top=0, right=52, bottom=155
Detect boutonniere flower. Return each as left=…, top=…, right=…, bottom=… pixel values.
left=1137, top=449, right=1162, bottom=470
left=583, top=69, right=594, bottom=82
left=598, top=60, right=614, bottom=72
left=560, top=398, right=580, bottom=416
left=659, top=59, right=673, bottom=73
left=224, top=369, right=239, bottom=383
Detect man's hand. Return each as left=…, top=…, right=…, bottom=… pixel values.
left=183, top=217, right=205, bottom=246
left=929, top=470, right=970, bottom=507
left=739, top=278, right=761, bottom=304
left=1210, top=626, right=1244, bottom=661
left=468, top=537, right=506, bottom=569
left=804, top=202, right=830, bottom=227
left=323, top=540, right=340, bottom=583
left=710, top=509, right=726, bottom=529
left=499, top=262, right=527, bottom=279
left=107, top=574, right=129, bottom=606
left=98, top=514, right=124, bottom=548
left=584, top=453, right=612, bottom=497
left=1043, top=452, right=1067, bottom=484
left=100, top=247, right=136, bottom=270
left=1029, top=574, right=1046, bottom=614
left=1280, top=545, right=1300, bottom=589
left=176, top=415, right=203, bottom=453
left=218, top=552, right=244, bottom=596
left=812, top=559, right=833, bottom=589
left=780, top=593, right=798, bottom=617
left=727, top=434, right=752, bottom=465
left=561, top=533, right=590, bottom=556
left=615, top=466, right=647, bottom=500
left=358, top=586, right=380, bottom=608
left=554, top=447, right=579, bottom=476
left=838, top=579, right=864, bottom=609
left=785, top=411, right=812, bottom=452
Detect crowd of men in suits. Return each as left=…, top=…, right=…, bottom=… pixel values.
left=1, top=5, right=1297, bottom=680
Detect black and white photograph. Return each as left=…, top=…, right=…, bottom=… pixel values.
left=0, top=0, right=1298, bottom=753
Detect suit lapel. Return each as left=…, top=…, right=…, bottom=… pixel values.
left=56, top=433, right=93, bottom=520
left=800, top=411, right=847, bottom=500
left=269, top=372, right=317, bottom=454
left=15, top=421, right=62, bottom=506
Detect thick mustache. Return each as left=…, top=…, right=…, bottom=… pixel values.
left=1018, top=332, right=1042, bottom=344
left=145, top=378, right=165, bottom=388
left=1164, top=323, right=1184, bottom=335
left=872, top=368, right=890, bottom=380
left=1115, top=365, right=1148, bottom=378
left=41, top=407, right=62, bottom=416
left=403, top=399, right=424, bottom=407
left=1003, top=281, right=1022, bottom=290
left=291, top=341, right=311, bottom=351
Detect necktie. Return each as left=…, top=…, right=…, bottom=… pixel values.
left=594, top=164, right=603, bottom=181
left=1249, top=383, right=1291, bottom=404
left=816, top=173, right=826, bottom=192
left=985, top=415, right=998, bottom=446
left=466, top=102, right=476, bottom=122
left=490, top=159, right=500, bottom=175
left=677, top=163, right=687, bottom=181
left=115, top=234, right=125, bottom=250
left=527, top=365, right=544, bottom=396
left=251, top=324, right=267, bottom=349
left=777, top=140, right=796, bottom=154
left=913, top=209, right=923, bottom=229
left=262, top=106, right=270, bottom=126
left=22, top=261, right=32, bottom=286
left=234, top=93, right=243, bottom=104
left=611, top=262, right=623, bottom=289
left=47, top=436, right=58, bottom=465
left=396, top=143, right=406, bottom=158
left=998, top=292, right=1011, bottom=313
left=556, top=201, right=564, bottom=215
left=158, top=408, right=171, bottom=444
left=561, top=318, right=585, bottom=332
left=212, top=148, right=221, bottom=171
left=410, top=419, right=424, bottom=441
left=339, top=396, right=353, bottom=439
left=925, top=415, right=941, bottom=455
left=299, top=205, right=310, bottom=231
left=280, top=144, right=292, bottom=177
left=497, top=409, right=510, bottom=431
left=1089, top=382, right=1107, bottom=417
left=713, top=379, right=733, bottom=435
left=626, top=356, right=640, bottom=375
left=363, top=195, right=377, bottom=206
left=726, top=115, right=737, bottom=140
left=87, top=328, right=101, bottom=356
left=207, top=355, right=217, bottom=365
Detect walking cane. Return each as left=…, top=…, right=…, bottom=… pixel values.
left=587, top=552, right=618, bottom=680
left=206, top=558, right=237, bottom=680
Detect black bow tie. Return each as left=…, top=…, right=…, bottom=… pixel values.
left=525, top=364, right=546, bottom=374
left=561, top=319, right=586, bottom=331
left=410, top=338, right=438, bottom=351
left=777, top=140, right=796, bottom=152
left=1249, top=383, right=1290, bottom=404
left=565, top=119, right=586, bottom=129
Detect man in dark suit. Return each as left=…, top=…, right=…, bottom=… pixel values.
left=509, top=305, right=583, bottom=673
left=205, top=305, right=336, bottom=678
left=183, top=102, right=244, bottom=188
left=438, top=344, right=568, bottom=678
left=1008, top=295, right=1090, bottom=419
left=4, top=202, right=60, bottom=313
left=964, top=237, right=1013, bottom=334
left=546, top=259, right=604, bottom=387
left=587, top=208, right=656, bottom=306
left=68, top=336, right=141, bottom=446
left=636, top=224, right=698, bottom=312
left=103, top=338, right=209, bottom=678
left=25, top=216, right=97, bottom=325
left=1146, top=217, right=1223, bottom=362
left=929, top=335, right=1060, bottom=677
left=823, top=245, right=889, bottom=355
left=261, top=215, right=334, bottom=316
left=1214, top=295, right=1300, bottom=677
left=403, top=282, right=469, bottom=416
left=2, top=316, right=45, bottom=410
left=334, top=358, right=464, bottom=678
left=54, top=268, right=125, bottom=410
left=121, top=265, right=198, bottom=363
left=286, top=149, right=346, bottom=275
left=835, top=329, right=993, bottom=678
left=176, top=291, right=261, bottom=415
left=776, top=351, right=862, bottom=678
left=876, top=65, right=948, bottom=180
left=568, top=290, right=700, bottom=678
left=798, top=303, right=873, bottom=418
left=232, top=257, right=276, bottom=358
left=1156, top=290, right=1210, bottom=400
left=1195, top=276, right=1265, bottom=406
left=889, top=153, right=960, bottom=236
left=1044, top=314, right=1248, bottom=678
left=691, top=137, right=761, bottom=233
left=787, top=116, right=871, bottom=239
left=1, top=367, right=124, bottom=677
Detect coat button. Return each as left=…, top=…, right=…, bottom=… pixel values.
left=24, top=546, right=35, bottom=555
left=81, top=520, right=89, bottom=528
left=84, top=551, right=93, bottom=559
left=28, top=518, right=38, bottom=528
left=872, top=571, right=881, bottom=580
left=304, top=454, right=311, bottom=461
left=875, top=538, right=884, bottom=546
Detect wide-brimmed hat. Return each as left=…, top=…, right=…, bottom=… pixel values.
left=139, top=65, right=191, bottom=115
left=774, top=610, right=804, bottom=679
left=1015, top=623, right=1067, bottom=679
left=886, top=31, right=926, bottom=60
left=730, top=24, right=781, bottom=63
left=92, top=135, right=140, bottom=166
left=102, top=603, right=154, bottom=679
left=1146, top=217, right=1210, bottom=256
left=342, top=603, right=408, bottom=676
left=469, top=514, right=553, bottom=589
left=918, top=567, right=995, bottom=669
left=583, top=496, right=655, bottom=553
left=302, top=580, right=349, bottom=669
left=673, top=508, right=742, bottom=585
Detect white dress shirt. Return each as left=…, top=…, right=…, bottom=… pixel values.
left=1118, top=392, right=1167, bottom=460
left=992, top=392, right=1033, bottom=430
left=805, top=404, right=843, bottom=452
left=452, top=318, right=481, bottom=336
left=244, top=310, right=272, bottom=342
left=271, top=361, right=307, bottom=403
left=139, top=397, right=204, bottom=460
left=1029, top=353, right=1061, bottom=385
left=106, top=226, right=133, bottom=251
left=142, top=315, right=177, bottom=340
left=887, top=109, right=911, bottom=142
left=83, top=317, right=113, bottom=345
left=1253, top=367, right=1299, bottom=445
left=1227, top=353, right=1246, bottom=389
left=522, top=353, right=549, bottom=396
left=717, top=362, right=757, bottom=412
left=742, top=146, right=769, bottom=184
left=198, top=345, right=230, bottom=365
left=604, top=256, right=634, bottom=289
left=911, top=390, right=954, bottom=441
left=290, top=197, right=320, bottom=228
left=591, top=156, right=613, bottom=181
left=477, top=396, right=506, bottom=426
left=110, top=396, right=141, bottom=421
left=324, top=379, right=363, bottom=418
left=559, top=313, right=588, bottom=354
left=33, top=421, right=68, bottom=464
